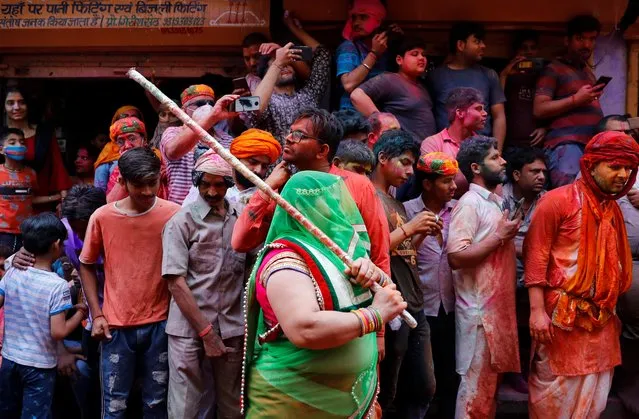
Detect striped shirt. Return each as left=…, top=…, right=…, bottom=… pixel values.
left=0, top=267, right=72, bottom=368
left=535, top=57, right=603, bottom=149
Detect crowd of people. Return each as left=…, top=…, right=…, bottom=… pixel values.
left=0, top=1, right=637, bottom=418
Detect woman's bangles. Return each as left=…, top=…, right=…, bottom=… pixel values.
left=351, top=307, right=384, bottom=336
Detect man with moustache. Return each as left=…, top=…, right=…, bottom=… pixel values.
left=162, top=150, right=246, bottom=419
left=447, top=136, right=521, bottom=418
left=524, top=132, right=639, bottom=417
left=181, top=129, right=282, bottom=211
left=241, top=32, right=270, bottom=94
left=533, top=15, right=604, bottom=187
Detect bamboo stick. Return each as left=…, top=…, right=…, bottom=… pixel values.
left=126, top=68, right=416, bottom=329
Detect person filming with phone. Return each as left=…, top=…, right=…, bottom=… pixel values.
left=533, top=15, right=605, bottom=188
left=500, top=30, right=548, bottom=152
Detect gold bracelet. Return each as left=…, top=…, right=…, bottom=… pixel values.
left=399, top=224, right=408, bottom=238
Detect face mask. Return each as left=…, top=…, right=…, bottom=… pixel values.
left=4, top=145, right=27, bottom=160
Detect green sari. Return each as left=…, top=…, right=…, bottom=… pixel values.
left=242, top=171, right=379, bottom=418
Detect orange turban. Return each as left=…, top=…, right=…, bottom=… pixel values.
left=95, top=117, right=147, bottom=168
left=181, top=84, right=215, bottom=106
left=230, top=129, right=282, bottom=164
left=111, top=105, right=143, bottom=125
left=416, top=152, right=459, bottom=176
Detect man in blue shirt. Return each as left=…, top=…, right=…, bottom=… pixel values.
left=336, top=0, right=400, bottom=110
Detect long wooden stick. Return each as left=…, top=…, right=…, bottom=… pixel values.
left=126, top=68, right=416, bottom=329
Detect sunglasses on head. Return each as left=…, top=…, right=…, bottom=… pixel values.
left=188, top=99, right=215, bottom=108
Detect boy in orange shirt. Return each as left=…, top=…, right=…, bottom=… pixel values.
left=0, top=128, right=61, bottom=253
left=79, top=147, right=180, bottom=418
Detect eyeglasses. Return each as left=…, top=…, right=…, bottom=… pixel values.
left=286, top=130, right=323, bottom=144
left=186, top=99, right=215, bottom=109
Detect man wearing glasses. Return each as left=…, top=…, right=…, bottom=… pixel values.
left=232, top=107, right=390, bottom=278
left=160, top=84, right=239, bottom=205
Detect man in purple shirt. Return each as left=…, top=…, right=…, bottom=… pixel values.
left=403, top=151, right=459, bottom=418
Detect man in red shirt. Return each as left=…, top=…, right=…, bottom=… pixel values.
left=524, top=131, right=639, bottom=417
left=231, top=107, right=390, bottom=276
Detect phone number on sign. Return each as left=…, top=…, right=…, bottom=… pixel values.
left=163, top=16, right=205, bottom=27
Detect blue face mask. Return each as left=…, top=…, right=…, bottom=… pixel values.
left=4, top=145, right=27, bottom=161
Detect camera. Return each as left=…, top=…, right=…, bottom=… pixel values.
left=230, top=96, right=261, bottom=112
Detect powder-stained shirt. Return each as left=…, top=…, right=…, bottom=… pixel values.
left=244, top=46, right=331, bottom=144
left=523, top=183, right=623, bottom=375
left=0, top=267, right=72, bottom=368
left=447, top=183, right=520, bottom=374
left=80, top=198, right=180, bottom=328
left=403, top=198, right=455, bottom=316
left=0, top=165, right=38, bottom=234
left=162, top=196, right=245, bottom=339
left=535, top=57, right=603, bottom=149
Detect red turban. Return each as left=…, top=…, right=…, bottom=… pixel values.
left=230, top=129, right=282, bottom=164
left=180, top=84, right=215, bottom=106
left=580, top=131, right=639, bottom=201
left=342, top=0, right=386, bottom=41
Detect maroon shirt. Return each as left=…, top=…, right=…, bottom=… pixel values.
left=535, top=57, right=603, bottom=149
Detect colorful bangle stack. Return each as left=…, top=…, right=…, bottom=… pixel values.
left=352, top=307, right=384, bottom=337
left=378, top=273, right=390, bottom=288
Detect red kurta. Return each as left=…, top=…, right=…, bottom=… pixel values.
left=524, top=182, right=623, bottom=376
left=25, top=134, right=72, bottom=195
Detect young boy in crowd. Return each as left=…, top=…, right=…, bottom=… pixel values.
left=332, top=139, right=375, bottom=176
left=0, top=128, right=61, bottom=253
left=80, top=147, right=180, bottom=418
left=0, top=213, right=87, bottom=418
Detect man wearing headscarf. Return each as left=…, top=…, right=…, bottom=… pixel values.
left=94, top=106, right=144, bottom=190
left=524, top=131, right=639, bottom=417
left=103, top=117, right=169, bottom=202
left=162, top=149, right=246, bottom=419
left=336, top=0, right=401, bottom=110
left=181, top=128, right=281, bottom=210
left=403, top=152, right=460, bottom=418
left=160, top=84, right=239, bottom=205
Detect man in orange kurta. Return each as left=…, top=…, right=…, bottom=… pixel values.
left=524, top=131, right=639, bottom=418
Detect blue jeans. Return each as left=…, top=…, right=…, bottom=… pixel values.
left=100, top=320, right=168, bottom=419
left=0, top=358, right=57, bottom=419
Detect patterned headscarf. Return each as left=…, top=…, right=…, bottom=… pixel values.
left=342, top=0, right=386, bottom=41
left=194, top=149, right=233, bottom=178
left=230, top=129, right=282, bottom=164
left=416, top=152, right=459, bottom=176
left=180, top=84, right=215, bottom=107
left=109, top=117, right=147, bottom=143
left=95, top=116, right=147, bottom=168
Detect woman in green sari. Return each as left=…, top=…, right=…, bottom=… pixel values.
left=242, top=171, right=407, bottom=418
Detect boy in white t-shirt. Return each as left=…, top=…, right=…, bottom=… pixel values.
left=0, top=212, right=87, bottom=418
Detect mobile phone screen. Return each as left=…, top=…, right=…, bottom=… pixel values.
left=595, top=76, right=612, bottom=88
